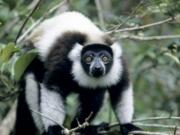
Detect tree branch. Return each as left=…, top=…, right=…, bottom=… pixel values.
left=119, top=34, right=180, bottom=40
left=129, top=131, right=171, bottom=135
left=15, top=0, right=43, bottom=44
left=16, top=0, right=69, bottom=44
left=30, top=108, right=93, bottom=135
left=95, top=0, right=105, bottom=28
left=30, top=108, right=65, bottom=129
left=106, top=16, right=178, bottom=35
left=0, top=90, right=20, bottom=101
left=109, top=0, right=144, bottom=31
left=133, top=116, right=180, bottom=122
left=64, top=112, right=93, bottom=135
left=134, top=123, right=180, bottom=130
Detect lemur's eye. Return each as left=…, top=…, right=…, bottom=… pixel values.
left=85, top=56, right=93, bottom=64
left=102, top=56, right=109, bottom=63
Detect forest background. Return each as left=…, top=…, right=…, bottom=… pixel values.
left=0, top=0, right=180, bottom=135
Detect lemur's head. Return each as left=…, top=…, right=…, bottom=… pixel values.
left=68, top=42, right=122, bottom=88
left=81, top=44, right=113, bottom=78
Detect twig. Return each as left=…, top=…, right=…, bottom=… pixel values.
left=31, top=109, right=93, bottom=135
left=129, top=131, right=171, bottom=135
left=134, top=123, right=180, bottom=130
left=133, top=116, right=180, bottom=122
left=68, top=112, right=93, bottom=134
left=173, top=126, right=177, bottom=135
left=110, top=0, right=144, bottom=31
left=119, top=34, right=180, bottom=40
left=15, top=0, right=43, bottom=44
left=108, top=116, right=180, bottom=128
left=0, top=90, right=20, bottom=101
left=95, top=0, right=105, bottom=28
left=85, top=112, right=93, bottom=122
left=16, top=0, right=68, bottom=44
left=99, top=131, right=171, bottom=135
left=30, top=108, right=65, bottom=129
left=106, top=16, right=177, bottom=35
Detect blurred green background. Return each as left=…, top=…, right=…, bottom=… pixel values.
left=0, top=0, right=180, bottom=134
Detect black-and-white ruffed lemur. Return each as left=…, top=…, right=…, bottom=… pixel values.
left=13, top=12, right=141, bottom=135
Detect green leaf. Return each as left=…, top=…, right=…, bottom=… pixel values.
left=164, top=52, right=180, bottom=65
left=0, top=43, right=19, bottom=63
left=13, top=50, right=37, bottom=82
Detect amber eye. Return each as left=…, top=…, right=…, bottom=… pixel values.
left=102, top=56, right=109, bottom=63
left=85, top=56, right=93, bottom=63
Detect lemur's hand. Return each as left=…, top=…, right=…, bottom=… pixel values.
left=121, top=123, right=142, bottom=135
left=80, top=122, right=109, bottom=135
left=43, top=125, right=63, bottom=135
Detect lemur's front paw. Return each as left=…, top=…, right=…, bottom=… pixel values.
left=121, top=123, right=141, bottom=135
left=46, top=125, right=63, bottom=135
left=80, top=122, right=109, bottom=135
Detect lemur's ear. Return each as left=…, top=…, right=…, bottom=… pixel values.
left=110, top=42, right=123, bottom=58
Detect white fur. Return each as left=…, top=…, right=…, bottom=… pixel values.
left=68, top=43, right=83, bottom=61
left=25, top=73, right=43, bottom=132
left=31, top=12, right=105, bottom=60
left=40, top=84, right=65, bottom=130
left=68, top=42, right=123, bottom=89
left=115, top=84, right=134, bottom=124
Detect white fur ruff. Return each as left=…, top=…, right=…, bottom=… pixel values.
left=68, top=42, right=123, bottom=89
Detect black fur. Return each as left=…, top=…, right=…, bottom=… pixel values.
left=108, top=57, right=130, bottom=106
left=81, top=44, right=113, bottom=56
left=46, top=31, right=87, bottom=71
left=71, top=89, right=106, bottom=128
left=46, top=125, right=63, bottom=135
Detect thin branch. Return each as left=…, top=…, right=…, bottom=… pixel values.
left=85, top=112, right=93, bottom=122
left=129, top=131, right=171, bottom=135
left=16, top=0, right=68, bottom=44
left=99, top=130, right=172, bottom=135
left=15, top=0, right=43, bottom=44
left=110, top=0, right=144, bottom=31
left=108, top=116, right=180, bottom=129
left=106, top=16, right=176, bottom=35
left=119, top=34, right=180, bottom=40
left=133, top=116, right=180, bottom=122
left=173, top=126, right=177, bottom=135
left=31, top=109, right=93, bottom=135
left=0, top=90, right=20, bottom=101
left=62, top=112, right=93, bottom=135
left=134, top=123, right=180, bottom=130
left=95, top=0, right=105, bottom=28
left=17, top=18, right=43, bottom=45
left=30, top=108, right=65, bottom=129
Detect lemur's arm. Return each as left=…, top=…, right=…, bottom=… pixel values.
left=108, top=58, right=141, bottom=135
left=40, top=84, right=65, bottom=135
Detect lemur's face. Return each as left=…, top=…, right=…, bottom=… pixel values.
left=81, top=45, right=113, bottom=78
